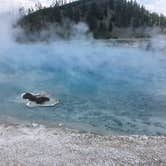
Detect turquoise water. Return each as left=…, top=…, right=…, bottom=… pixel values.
left=0, top=40, right=166, bottom=135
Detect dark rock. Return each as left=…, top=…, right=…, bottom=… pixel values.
left=22, top=93, right=50, bottom=104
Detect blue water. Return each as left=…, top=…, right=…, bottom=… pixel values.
left=0, top=40, right=166, bottom=135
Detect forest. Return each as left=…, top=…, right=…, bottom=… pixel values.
left=18, top=0, right=166, bottom=39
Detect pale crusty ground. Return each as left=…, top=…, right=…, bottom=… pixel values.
left=0, top=124, right=166, bottom=166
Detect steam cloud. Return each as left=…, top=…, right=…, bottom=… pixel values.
left=0, top=3, right=166, bottom=136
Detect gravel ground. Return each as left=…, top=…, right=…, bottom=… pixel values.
left=0, top=124, right=166, bottom=166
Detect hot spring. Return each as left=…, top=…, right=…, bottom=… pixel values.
left=0, top=37, right=166, bottom=136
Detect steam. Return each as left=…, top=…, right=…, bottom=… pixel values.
left=0, top=4, right=166, bottom=80
left=0, top=2, right=166, bottom=81
left=1, top=3, right=166, bottom=136
left=0, top=12, right=16, bottom=50
left=16, top=21, right=91, bottom=42
left=149, top=35, right=166, bottom=51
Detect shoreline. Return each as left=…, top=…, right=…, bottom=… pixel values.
left=0, top=122, right=166, bottom=165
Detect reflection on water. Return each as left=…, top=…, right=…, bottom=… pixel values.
left=0, top=40, right=166, bottom=135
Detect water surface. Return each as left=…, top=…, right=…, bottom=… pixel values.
left=0, top=40, right=166, bottom=135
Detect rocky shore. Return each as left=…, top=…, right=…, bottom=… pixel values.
left=0, top=124, right=166, bottom=165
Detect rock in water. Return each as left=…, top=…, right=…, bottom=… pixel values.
left=22, top=93, right=50, bottom=104
left=21, top=92, right=59, bottom=108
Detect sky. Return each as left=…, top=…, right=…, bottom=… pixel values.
left=0, top=0, right=166, bottom=15
left=136, top=0, right=166, bottom=15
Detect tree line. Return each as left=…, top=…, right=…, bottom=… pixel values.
left=19, top=0, right=166, bottom=39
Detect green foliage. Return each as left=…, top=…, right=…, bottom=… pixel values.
left=19, top=0, right=166, bottom=39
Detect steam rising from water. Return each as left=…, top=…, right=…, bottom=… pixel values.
left=0, top=5, right=166, bottom=135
